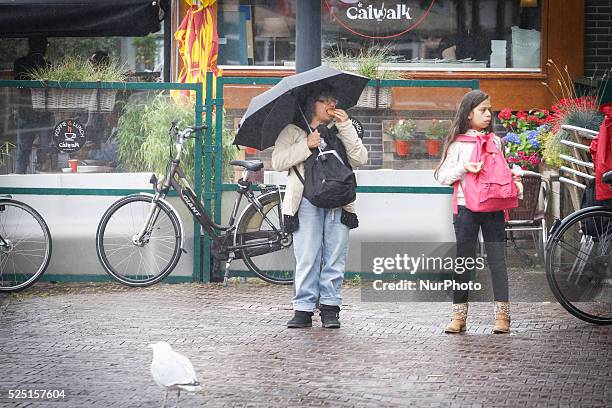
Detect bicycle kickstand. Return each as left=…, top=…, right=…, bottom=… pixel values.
left=223, top=253, right=235, bottom=287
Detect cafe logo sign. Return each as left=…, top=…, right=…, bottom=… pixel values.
left=53, top=119, right=86, bottom=153
left=346, top=3, right=412, bottom=21
left=326, top=0, right=436, bottom=39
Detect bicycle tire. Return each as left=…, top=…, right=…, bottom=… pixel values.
left=546, top=207, right=612, bottom=325
left=0, top=199, right=52, bottom=292
left=96, top=194, right=182, bottom=287
left=236, top=191, right=294, bottom=285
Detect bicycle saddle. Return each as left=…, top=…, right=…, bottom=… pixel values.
left=230, top=159, right=264, bottom=171
left=603, top=170, right=612, bottom=185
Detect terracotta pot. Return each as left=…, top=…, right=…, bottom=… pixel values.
left=394, top=140, right=410, bottom=156
left=245, top=147, right=258, bottom=155
left=427, top=139, right=442, bottom=156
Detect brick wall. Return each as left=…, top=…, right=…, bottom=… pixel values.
left=585, top=0, right=612, bottom=77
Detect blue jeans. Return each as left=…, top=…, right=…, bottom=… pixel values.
left=292, top=198, right=350, bottom=312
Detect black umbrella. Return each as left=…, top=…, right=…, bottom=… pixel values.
left=233, top=66, right=369, bottom=150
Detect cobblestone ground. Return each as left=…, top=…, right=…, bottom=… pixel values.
left=0, top=281, right=611, bottom=408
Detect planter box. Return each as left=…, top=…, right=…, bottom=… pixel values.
left=356, top=86, right=391, bottom=109
left=31, top=88, right=117, bottom=112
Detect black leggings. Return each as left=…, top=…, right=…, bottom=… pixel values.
left=452, top=206, right=508, bottom=304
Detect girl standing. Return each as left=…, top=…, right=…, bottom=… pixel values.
left=435, top=90, right=520, bottom=334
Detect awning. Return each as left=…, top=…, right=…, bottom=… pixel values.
left=0, top=0, right=168, bottom=37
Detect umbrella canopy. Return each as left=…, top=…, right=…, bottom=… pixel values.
left=233, top=66, right=369, bottom=151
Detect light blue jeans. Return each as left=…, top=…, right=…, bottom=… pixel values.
left=292, top=198, right=350, bottom=312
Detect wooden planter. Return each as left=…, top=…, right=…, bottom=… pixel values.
left=426, top=139, right=442, bottom=156
left=394, top=140, right=410, bottom=156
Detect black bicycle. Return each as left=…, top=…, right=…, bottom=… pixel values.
left=546, top=171, right=612, bottom=325
left=0, top=196, right=52, bottom=292
left=95, top=122, right=294, bottom=287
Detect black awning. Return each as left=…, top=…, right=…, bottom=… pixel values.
left=0, top=0, right=168, bottom=38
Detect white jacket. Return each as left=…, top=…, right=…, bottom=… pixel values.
left=271, top=120, right=368, bottom=216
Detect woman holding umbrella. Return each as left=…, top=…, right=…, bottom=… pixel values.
left=271, top=87, right=368, bottom=329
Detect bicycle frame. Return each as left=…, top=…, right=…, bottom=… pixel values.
left=133, top=129, right=284, bottom=256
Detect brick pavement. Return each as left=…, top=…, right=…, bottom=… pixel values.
left=0, top=282, right=610, bottom=407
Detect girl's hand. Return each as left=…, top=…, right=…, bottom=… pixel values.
left=332, top=109, right=349, bottom=123
left=464, top=161, right=484, bottom=173
left=513, top=175, right=522, bottom=182
left=307, top=129, right=321, bottom=148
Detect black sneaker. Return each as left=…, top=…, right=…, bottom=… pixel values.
left=287, top=311, right=313, bottom=328
left=320, top=304, right=341, bottom=329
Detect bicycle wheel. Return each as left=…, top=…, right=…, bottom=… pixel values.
left=0, top=199, right=52, bottom=292
left=236, top=191, right=294, bottom=285
left=96, top=195, right=182, bottom=287
left=546, top=207, right=612, bottom=324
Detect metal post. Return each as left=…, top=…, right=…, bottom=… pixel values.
left=163, top=5, right=171, bottom=82
left=296, top=0, right=321, bottom=73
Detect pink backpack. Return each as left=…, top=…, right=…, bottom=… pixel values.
left=453, top=133, right=518, bottom=214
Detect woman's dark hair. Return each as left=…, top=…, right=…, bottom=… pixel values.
left=434, top=90, right=493, bottom=179
left=298, top=87, right=336, bottom=129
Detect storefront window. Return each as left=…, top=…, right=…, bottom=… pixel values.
left=325, top=0, right=542, bottom=71
left=218, top=0, right=297, bottom=67
left=218, top=0, right=542, bottom=71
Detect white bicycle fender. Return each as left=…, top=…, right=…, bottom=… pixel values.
left=138, top=192, right=185, bottom=250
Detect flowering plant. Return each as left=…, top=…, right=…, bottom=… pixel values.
left=497, top=108, right=553, bottom=133
left=385, top=119, right=416, bottom=140
left=502, top=124, right=548, bottom=171
left=425, top=118, right=449, bottom=140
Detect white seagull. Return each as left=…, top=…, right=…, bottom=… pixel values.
left=148, top=341, right=202, bottom=408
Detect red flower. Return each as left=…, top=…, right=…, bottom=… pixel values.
left=516, top=111, right=528, bottom=119
left=498, top=108, right=513, bottom=120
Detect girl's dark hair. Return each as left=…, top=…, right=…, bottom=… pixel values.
left=434, top=90, right=493, bottom=179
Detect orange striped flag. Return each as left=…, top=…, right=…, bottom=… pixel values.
left=173, top=0, right=221, bottom=103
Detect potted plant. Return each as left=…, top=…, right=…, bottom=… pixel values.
left=502, top=127, right=545, bottom=172
left=386, top=119, right=416, bottom=156
left=324, top=46, right=401, bottom=108
left=425, top=119, right=449, bottom=156
left=28, top=57, right=127, bottom=112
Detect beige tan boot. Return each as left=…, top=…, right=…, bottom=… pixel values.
left=493, top=301, right=511, bottom=334
left=444, top=303, right=468, bottom=333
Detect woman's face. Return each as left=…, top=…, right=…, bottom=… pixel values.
left=468, top=98, right=492, bottom=131
left=313, top=96, right=338, bottom=124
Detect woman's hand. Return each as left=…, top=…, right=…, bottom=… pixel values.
left=307, top=129, right=321, bottom=148
left=464, top=161, right=484, bottom=173
left=332, top=108, right=349, bottom=123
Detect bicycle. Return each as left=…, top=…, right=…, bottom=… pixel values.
left=95, top=122, right=294, bottom=287
left=0, top=196, right=52, bottom=292
left=545, top=171, right=612, bottom=325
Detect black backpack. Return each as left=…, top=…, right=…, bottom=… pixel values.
left=293, top=125, right=357, bottom=209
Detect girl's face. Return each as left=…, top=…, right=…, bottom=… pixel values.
left=468, top=98, right=492, bottom=131
left=313, top=96, right=338, bottom=124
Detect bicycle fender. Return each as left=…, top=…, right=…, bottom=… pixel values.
left=233, top=190, right=284, bottom=247
left=138, top=192, right=186, bottom=251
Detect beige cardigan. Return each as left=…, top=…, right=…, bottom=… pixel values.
left=271, top=120, right=368, bottom=216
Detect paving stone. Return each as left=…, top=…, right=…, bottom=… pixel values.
left=0, top=282, right=610, bottom=407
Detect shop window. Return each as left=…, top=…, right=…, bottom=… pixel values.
left=218, top=0, right=297, bottom=67
left=218, top=0, right=542, bottom=72
left=324, top=0, right=542, bottom=71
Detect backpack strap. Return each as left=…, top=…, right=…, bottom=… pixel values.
left=452, top=135, right=476, bottom=215
left=291, top=166, right=305, bottom=185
